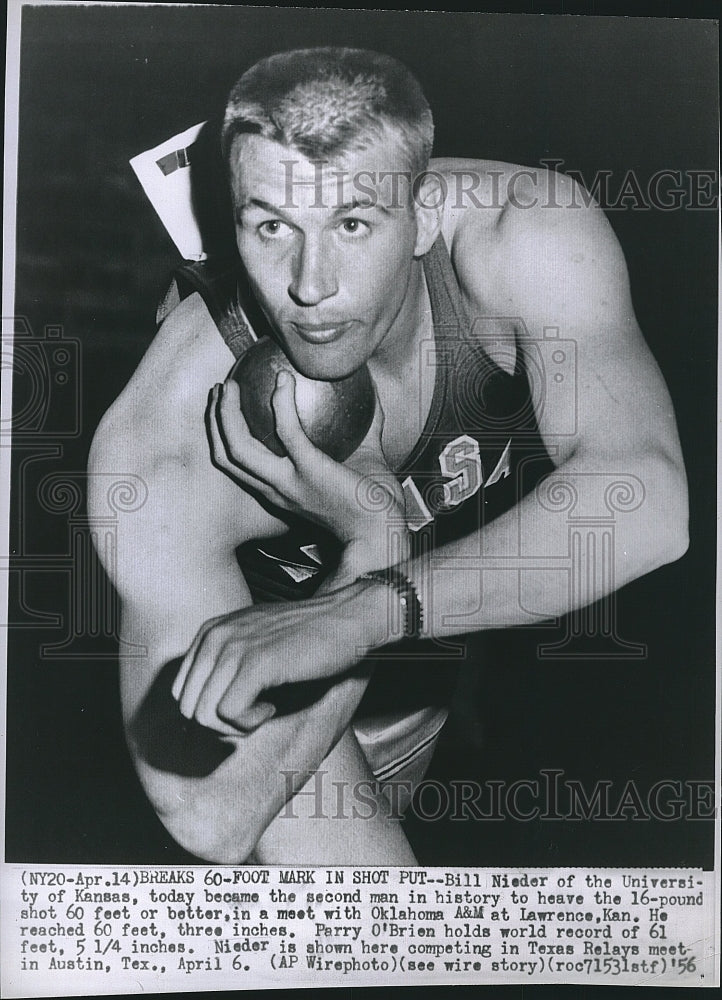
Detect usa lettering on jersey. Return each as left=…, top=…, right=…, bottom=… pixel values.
left=403, top=436, right=512, bottom=531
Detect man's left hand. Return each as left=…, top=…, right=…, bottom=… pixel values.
left=170, top=582, right=385, bottom=735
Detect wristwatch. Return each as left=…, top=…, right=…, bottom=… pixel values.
left=357, top=566, right=423, bottom=640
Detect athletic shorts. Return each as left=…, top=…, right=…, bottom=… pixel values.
left=353, top=705, right=448, bottom=810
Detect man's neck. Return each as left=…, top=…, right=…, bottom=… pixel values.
left=368, top=258, right=433, bottom=383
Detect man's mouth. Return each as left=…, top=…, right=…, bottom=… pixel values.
left=289, top=320, right=354, bottom=344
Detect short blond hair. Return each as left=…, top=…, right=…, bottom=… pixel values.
left=222, top=47, right=434, bottom=176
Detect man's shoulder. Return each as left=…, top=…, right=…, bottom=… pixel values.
left=433, top=157, right=593, bottom=236
left=435, top=159, right=562, bottom=290
left=140, top=290, right=236, bottom=409
left=437, top=159, right=620, bottom=315
left=92, top=292, right=235, bottom=467
left=89, top=290, right=287, bottom=545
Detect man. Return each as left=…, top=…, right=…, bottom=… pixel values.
left=88, top=47, right=688, bottom=864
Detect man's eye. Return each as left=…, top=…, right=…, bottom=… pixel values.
left=339, top=218, right=369, bottom=236
left=258, top=220, right=292, bottom=238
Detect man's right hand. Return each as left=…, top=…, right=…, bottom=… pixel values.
left=209, top=374, right=409, bottom=574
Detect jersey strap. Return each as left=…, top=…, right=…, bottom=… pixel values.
left=423, top=233, right=473, bottom=334
left=156, top=254, right=260, bottom=360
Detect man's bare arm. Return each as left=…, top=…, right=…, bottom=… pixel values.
left=88, top=295, right=412, bottom=862
left=411, top=168, right=688, bottom=631
left=357, top=168, right=688, bottom=633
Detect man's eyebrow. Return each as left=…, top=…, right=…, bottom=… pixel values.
left=236, top=198, right=288, bottom=216
left=332, top=197, right=390, bottom=216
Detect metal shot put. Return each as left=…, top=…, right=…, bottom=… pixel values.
left=229, top=337, right=375, bottom=460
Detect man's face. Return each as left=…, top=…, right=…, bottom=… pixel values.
left=230, top=134, right=423, bottom=380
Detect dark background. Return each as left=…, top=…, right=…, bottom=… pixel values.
left=6, top=4, right=718, bottom=876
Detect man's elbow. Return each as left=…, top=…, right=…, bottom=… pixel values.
left=161, top=815, right=255, bottom=866
left=660, top=511, right=689, bottom=567
left=87, top=414, right=122, bottom=578
left=648, top=451, right=689, bottom=569
left=87, top=406, right=136, bottom=537
left=134, top=760, right=258, bottom=865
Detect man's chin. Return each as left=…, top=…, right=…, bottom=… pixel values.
left=284, top=346, right=364, bottom=383
left=298, top=363, right=360, bottom=383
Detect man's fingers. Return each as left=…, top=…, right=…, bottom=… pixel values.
left=171, top=652, right=193, bottom=703
left=208, top=383, right=239, bottom=472
left=179, top=632, right=274, bottom=734
left=209, top=384, right=267, bottom=483
left=171, top=616, right=220, bottom=701
left=217, top=673, right=276, bottom=733
left=192, top=652, right=242, bottom=731
left=217, top=380, right=267, bottom=468
left=207, top=383, right=293, bottom=508
left=218, top=379, right=292, bottom=484
left=173, top=619, right=272, bottom=735
left=232, top=701, right=277, bottom=733
left=177, top=632, right=226, bottom=719
left=271, top=372, right=321, bottom=468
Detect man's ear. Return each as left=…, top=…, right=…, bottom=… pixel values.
left=413, top=172, right=444, bottom=256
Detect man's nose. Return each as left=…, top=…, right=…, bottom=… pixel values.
left=288, top=237, right=338, bottom=306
